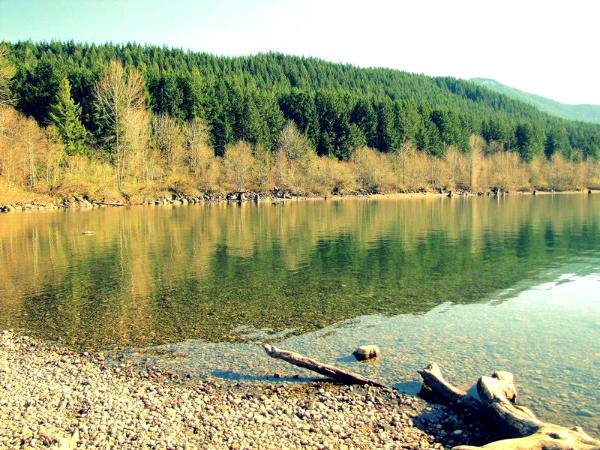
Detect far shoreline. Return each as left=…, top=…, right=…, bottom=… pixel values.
left=1, top=188, right=598, bottom=215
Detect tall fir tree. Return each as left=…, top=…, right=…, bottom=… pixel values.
left=49, top=78, right=88, bottom=155
left=350, top=99, right=378, bottom=148
left=515, top=122, right=544, bottom=162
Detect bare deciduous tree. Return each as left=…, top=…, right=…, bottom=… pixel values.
left=153, top=114, right=185, bottom=169
left=124, top=107, right=152, bottom=185
left=184, top=118, right=209, bottom=171
left=94, top=60, right=147, bottom=190
left=469, top=134, right=484, bottom=191
left=0, top=46, right=16, bottom=106
left=222, top=141, right=256, bottom=192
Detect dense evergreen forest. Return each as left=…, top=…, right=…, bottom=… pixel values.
left=1, top=41, right=600, bottom=205
left=5, top=41, right=600, bottom=161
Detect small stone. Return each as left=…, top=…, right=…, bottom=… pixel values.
left=453, top=429, right=463, bottom=435
left=575, top=409, right=593, bottom=417
left=353, top=345, right=381, bottom=361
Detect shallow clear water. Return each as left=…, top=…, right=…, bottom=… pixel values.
left=0, top=195, right=598, bottom=433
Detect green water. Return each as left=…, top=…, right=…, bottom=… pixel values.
left=0, top=195, right=598, bottom=432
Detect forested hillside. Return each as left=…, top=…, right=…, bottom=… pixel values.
left=1, top=41, right=600, bottom=206
left=471, top=78, right=600, bottom=125
left=5, top=41, right=600, bottom=160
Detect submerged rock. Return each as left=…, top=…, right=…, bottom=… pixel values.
left=353, top=345, right=381, bottom=361
left=575, top=409, right=593, bottom=417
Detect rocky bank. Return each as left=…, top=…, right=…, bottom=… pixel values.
left=0, top=331, right=498, bottom=449
left=1, top=186, right=559, bottom=213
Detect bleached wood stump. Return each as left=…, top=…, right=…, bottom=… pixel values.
left=419, top=363, right=599, bottom=450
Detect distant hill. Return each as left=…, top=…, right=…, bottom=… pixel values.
left=471, top=78, right=600, bottom=124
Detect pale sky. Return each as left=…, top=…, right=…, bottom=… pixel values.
left=1, top=0, right=598, bottom=104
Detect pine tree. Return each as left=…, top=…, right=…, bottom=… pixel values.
left=49, top=78, right=88, bottom=155
left=545, top=126, right=571, bottom=159
left=396, top=101, right=421, bottom=146
left=16, top=60, right=62, bottom=123
left=374, top=100, right=398, bottom=152
left=515, top=122, right=544, bottom=162
left=350, top=99, right=377, bottom=148
left=279, top=89, right=319, bottom=147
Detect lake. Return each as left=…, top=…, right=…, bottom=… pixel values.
left=0, top=195, right=598, bottom=433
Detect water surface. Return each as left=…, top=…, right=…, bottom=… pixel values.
left=0, top=195, right=598, bottom=432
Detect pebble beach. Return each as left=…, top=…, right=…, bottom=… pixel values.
left=0, top=331, right=496, bottom=450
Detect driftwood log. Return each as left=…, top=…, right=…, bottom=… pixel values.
left=262, top=344, right=389, bottom=388
left=262, top=345, right=599, bottom=449
left=92, top=201, right=126, bottom=206
left=419, top=363, right=599, bottom=449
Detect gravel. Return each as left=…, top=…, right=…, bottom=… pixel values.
left=0, top=330, right=491, bottom=449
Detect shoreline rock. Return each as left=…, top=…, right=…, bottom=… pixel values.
left=353, top=345, right=381, bottom=361
left=1, top=188, right=596, bottom=214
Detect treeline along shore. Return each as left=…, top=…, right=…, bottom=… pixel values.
left=1, top=42, right=600, bottom=210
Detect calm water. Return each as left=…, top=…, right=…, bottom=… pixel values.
left=0, top=195, right=598, bottom=433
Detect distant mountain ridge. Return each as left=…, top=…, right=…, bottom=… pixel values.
left=470, top=78, right=600, bottom=124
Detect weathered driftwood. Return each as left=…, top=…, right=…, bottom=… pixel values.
left=93, top=201, right=126, bottom=206
left=262, top=347, right=599, bottom=449
left=419, top=363, right=600, bottom=450
left=417, top=362, right=481, bottom=410
left=262, top=344, right=388, bottom=388
left=260, top=345, right=599, bottom=449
